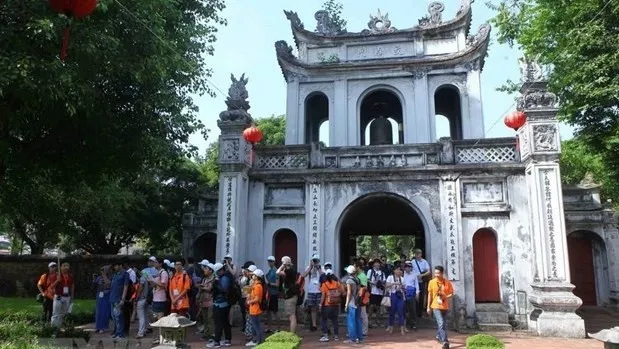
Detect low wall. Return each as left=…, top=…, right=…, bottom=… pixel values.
left=0, top=255, right=165, bottom=298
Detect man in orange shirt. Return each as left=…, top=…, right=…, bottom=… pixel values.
left=427, top=265, right=454, bottom=349
left=37, top=262, right=58, bottom=323
left=169, top=260, right=192, bottom=316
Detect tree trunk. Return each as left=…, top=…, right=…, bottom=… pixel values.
left=401, top=237, right=411, bottom=258
left=371, top=236, right=379, bottom=256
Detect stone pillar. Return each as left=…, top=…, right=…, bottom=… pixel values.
left=517, top=61, right=585, bottom=338
left=412, top=70, right=431, bottom=143
left=216, top=74, right=253, bottom=262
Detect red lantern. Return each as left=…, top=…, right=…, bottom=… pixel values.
left=243, top=125, right=263, bottom=145
left=48, top=0, right=98, bottom=61
left=504, top=111, right=527, bottom=131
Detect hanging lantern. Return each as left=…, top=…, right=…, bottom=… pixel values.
left=243, top=125, right=263, bottom=145
left=48, top=0, right=98, bottom=61
left=504, top=111, right=527, bottom=131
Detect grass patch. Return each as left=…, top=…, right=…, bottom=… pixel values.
left=0, top=297, right=95, bottom=314
left=466, top=334, right=505, bottom=349
left=257, top=331, right=302, bottom=349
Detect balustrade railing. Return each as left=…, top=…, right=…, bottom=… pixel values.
left=251, top=138, right=519, bottom=170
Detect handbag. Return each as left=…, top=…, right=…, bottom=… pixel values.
left=380, top=294, right=391, bottom=307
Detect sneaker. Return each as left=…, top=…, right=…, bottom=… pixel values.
left=310, top=326, right=317, bottom=332
left=206, top=342, right=220, bottom=348
left=334, top=336, right=339, bottom=341
left=223, top=340, right=232, bottom=347
left=442, top=342, right=450, bottom=349
left=319, top=336, right=329, bottom=342
left=343, top=340, right=355, bottom=344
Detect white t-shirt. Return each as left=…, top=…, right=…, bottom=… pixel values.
left=386, top=275, right=404, bottom=295
left=367, top=269, right=385, bottom=295
left=152, top=269, right=169, bottom=302
left=306, top=266, right=323, bottom=294
left=403, top=271, right=419, bottom=292
left=127, top=268, right=137, bottom=284
left=412, top=258, right=430, bottom=281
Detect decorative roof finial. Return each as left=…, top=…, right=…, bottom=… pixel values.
left=368, top=9, right=395, bottom=34
left=518, top=55, right=548, bottom=82
left=419, top=2, right=445, bottom=27
left=314, top=10, right=345, bottom=36
left=219, top=74, right=252, bottom=122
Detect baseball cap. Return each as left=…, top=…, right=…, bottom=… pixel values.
left=324, top=261, right=333, bottom=266
left=281, top=256, right=292, bottom=264
left=312, top=254, right=320, bottom=260
left=253, top=269, right=265, bottom=278
left=48, top=262, right=57, bottom=267
left=248, top=265, right=257, bottom=272
left=212, top=263, right=224, bottom=272
left=345, top=265, right=356, bottom=274
left=267, top=256, right=276, bottom=262
left=224, top=254, right=233, bottom=259
left=325, top=269, right=334, bottom=275
left=148, top=256, right=157, bottom=262
left=199, top=259, right=210, bottom=267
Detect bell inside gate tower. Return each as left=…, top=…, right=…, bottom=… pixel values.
left=360, top=90, right=404, bottom=145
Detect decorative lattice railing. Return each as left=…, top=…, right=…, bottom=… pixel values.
left=255, top=153, right=309, bottom=169
left=455, top=144, right=517, bottom=164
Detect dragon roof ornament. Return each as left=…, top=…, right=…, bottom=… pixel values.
left=418, top=2, right=445, bottom=27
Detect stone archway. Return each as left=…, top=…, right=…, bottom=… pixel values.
left=192, top=232, right=217, bottom=262
left=273, top=228, right=298, bottom=267
left=567, top=230, right=610, bottom=306
left=335, top=192, right=427, bottom=271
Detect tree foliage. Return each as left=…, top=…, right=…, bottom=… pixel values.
left=489, top=0, right=619, bottom=205
left=321, top=0, right=347, bottom=31
left=0, top=0, right=226, bottom=254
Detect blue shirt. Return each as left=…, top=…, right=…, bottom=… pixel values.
left=266, top=268, right=279, bottom=295
left=213, top=274, right=231, bottom=308
left=109, top=271, right=129, bottom=303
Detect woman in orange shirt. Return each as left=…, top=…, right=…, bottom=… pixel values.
left=168, top=261, right=192, bottom=316
left=245, top=269, right=266, bottom=347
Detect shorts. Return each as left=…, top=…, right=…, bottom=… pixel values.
left=370, top=294, right=383, bottom=306
left=152, top=301, right=167, bottom=314
left=284, top=296, right=298, bottom=316
left=268, top=294, right=279, bottom=312
left=304, top=293, right=321, bottom=308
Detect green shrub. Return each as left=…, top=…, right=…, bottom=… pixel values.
left=0, top=309, right=93, bottom=326
left=255, top=342, right=299, bottom=349
left=466, top=334, right=505, bottom=349
left=265, top=331, right=302, bottom=343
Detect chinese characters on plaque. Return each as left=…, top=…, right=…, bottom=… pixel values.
left=445, top=182, right=460, bottom=281
left=224, top=177, right=235, bottom=255
left=542, top=170, right=559, bottom=279
left=309, top=184, right=321, bottom=256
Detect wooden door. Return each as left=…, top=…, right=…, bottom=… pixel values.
left=568, top=235, right=597, bottom=305
left=274, top=229, right=298, bottom=267
left=473, top=229, right=501, bottom=303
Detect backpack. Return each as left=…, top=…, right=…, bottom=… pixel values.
left=225, top=272, right=242, bottom=305
left=259, top=282, right=270, bottom=311
left=325, top=281, right=344, bottom=306
left=295, top=273, right=305, bottom=306
left=355, top=278, right=370, bottom=306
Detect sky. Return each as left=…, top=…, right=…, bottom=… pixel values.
left=188, top=0, right=574, bottom=152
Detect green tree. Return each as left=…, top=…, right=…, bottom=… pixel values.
left=321, top=0, right=347, bottom=31
left=489, top=0, right=619, bottom=204
left=0, top=0, right=226, bottom=252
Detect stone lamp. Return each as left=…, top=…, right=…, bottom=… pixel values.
left=589, top=327, right=619, bottom=349
left=150, top=313, right=196, bottom=348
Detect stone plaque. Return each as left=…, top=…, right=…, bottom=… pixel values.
left=265, top=186, right=305, bottom=207
left=532, top=124, right=559, bottom=153
left=538, top=168, right=564, bottom=280
left=441, top=180, right=461, bottom=281
left=220, top=138, right=240, bottom=162
left=223, top=176, right=237, bottom=256
left=308, top=184, right=321, bottom=257
left=424, top=37, right=458, bottom=55
left=346, top=42, right=415, bottom=61
left=462, top=182, right=504, bottom=204
left=307, top=47, right=340, bottom=64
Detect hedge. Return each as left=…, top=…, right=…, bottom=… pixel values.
left=0, top=315, right=89, bottom=349
left=466, top=334, right=505, bottom=349
left=256, top=331, right=302, bottom=349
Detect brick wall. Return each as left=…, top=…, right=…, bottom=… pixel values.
left=0, top=255, right=161, bottom=298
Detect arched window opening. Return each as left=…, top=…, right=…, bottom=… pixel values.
left=305, top=93, right=329, bottom=144
left=360, top=90, right=404, bottom=145
left=319, top=120, right=330, bottom=146
left=434, top=85, right=463, bottom=140
left=435, top=114, right=451, bottom=140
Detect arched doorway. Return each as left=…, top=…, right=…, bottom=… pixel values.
left=359, top=89, right=404, bottom=145
left=473, top=228, right=500, bottom=303
left=273, top=229, right=298, bottom=267
left=336, top=192, right=426, bottom=271
left=434, top=85, right=463, bottom=140
left=305, top=93, right=329, bottom=144
left=567, top=231, right=610, bottom=306
left=192, top=232, right=217, bottom=262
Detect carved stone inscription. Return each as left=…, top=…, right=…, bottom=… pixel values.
left=533, top=124, right=558, bottom=152
left=442, top=180, right=461, bottom=281
left=265, top=186, right=305, bottom=207
left=223, top=177, right=237, bottom=256
left=463, top=182, right=504, bottom=204
left=308, top=184, right=321, bottom=256
left=541, top=170, right=560, bottom=280
left=347, top=42, right=415, bottom=61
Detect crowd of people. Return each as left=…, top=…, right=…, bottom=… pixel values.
left=35, top=248, right=454, bottom=349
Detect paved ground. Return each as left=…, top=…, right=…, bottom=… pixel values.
left=85, top=322, right=598, bottom=349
